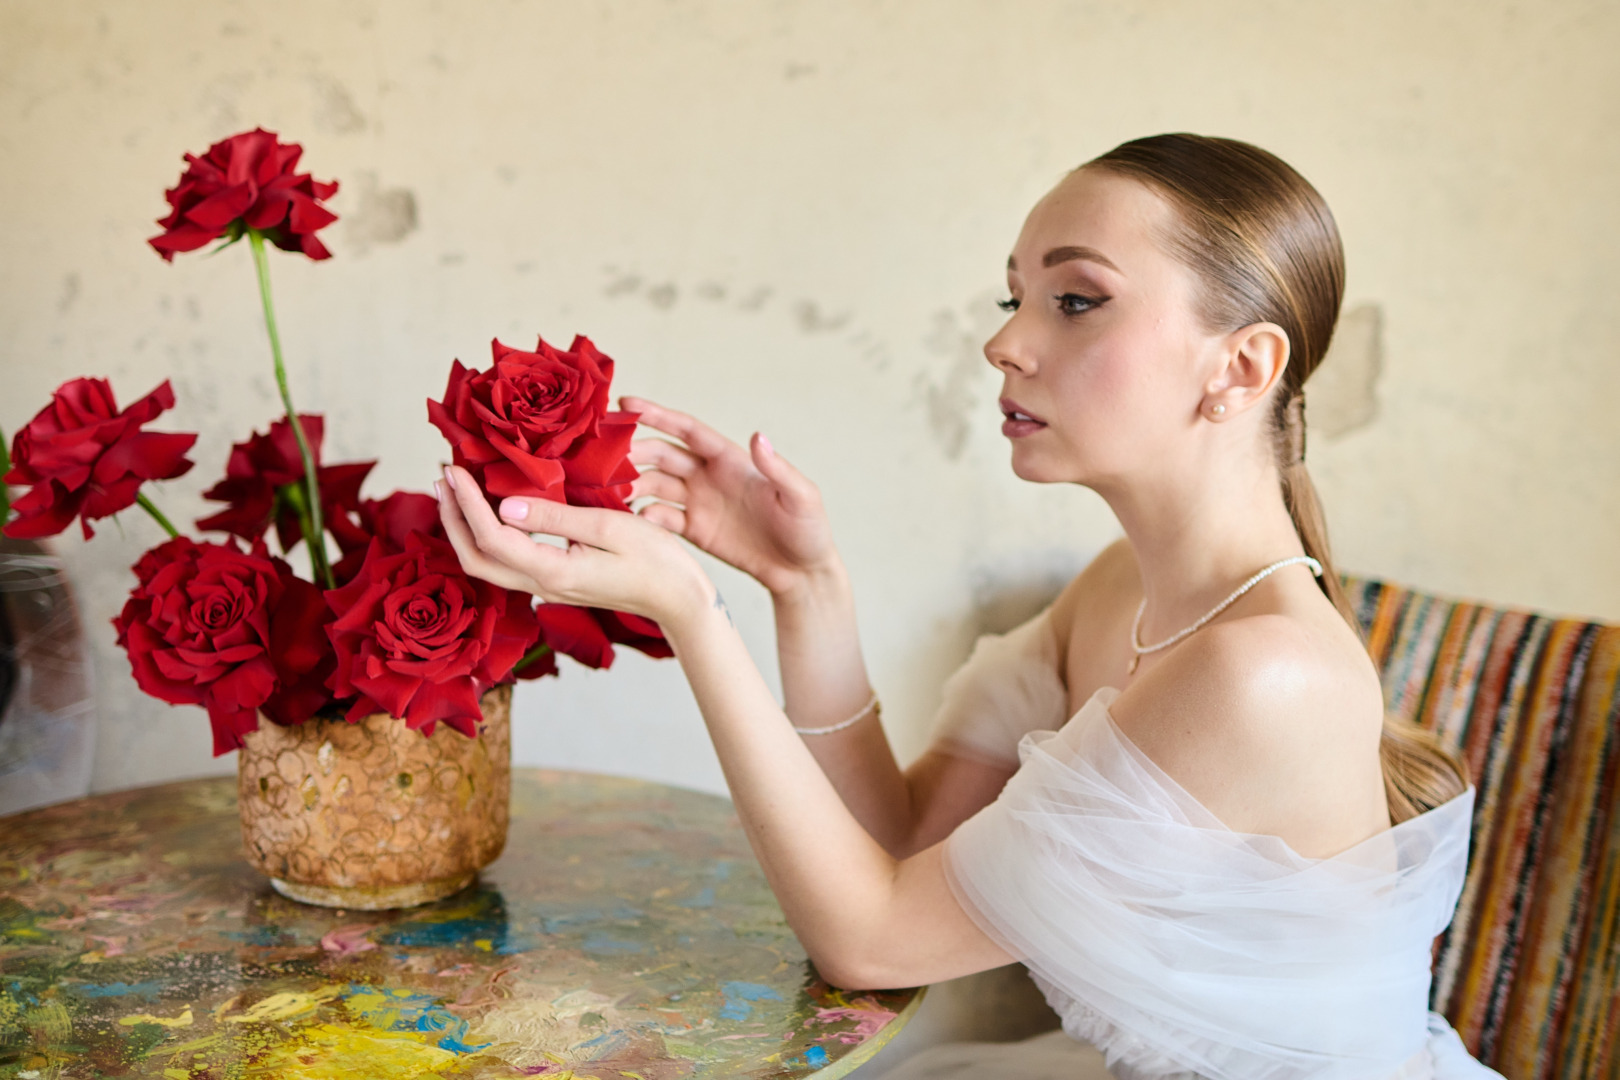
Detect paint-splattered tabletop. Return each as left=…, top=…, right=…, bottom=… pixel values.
left=0, top=770, right=921, bottom=1078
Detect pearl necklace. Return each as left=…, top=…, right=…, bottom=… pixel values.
left=1128, top=555, right=1324, bottom=674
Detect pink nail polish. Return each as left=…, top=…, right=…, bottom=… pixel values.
left=500, top=498, right=527, bottom=522
left=442, top=466, right=458, bottom=490
left=758, top=433, right=774, bottom=456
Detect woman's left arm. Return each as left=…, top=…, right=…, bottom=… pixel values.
left=436, top=467, right=1013, bottom=989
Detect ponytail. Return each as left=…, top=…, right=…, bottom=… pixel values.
left=1283, top=457, right=1467, bottom=823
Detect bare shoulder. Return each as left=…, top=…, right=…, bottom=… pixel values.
left=1048, top=538, right=1139, bottom=674
left=1112, top=610, right=1390, bottom=856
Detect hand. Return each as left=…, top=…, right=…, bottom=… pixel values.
left=623, top=397, right=837, bottom=597
left=437, top=465, right=711, bottom=630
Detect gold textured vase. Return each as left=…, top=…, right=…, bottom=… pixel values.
left=237, top=683, right=511, bottom=910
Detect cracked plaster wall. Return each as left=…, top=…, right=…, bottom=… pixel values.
left=2, top=1, right=1617, bottom=806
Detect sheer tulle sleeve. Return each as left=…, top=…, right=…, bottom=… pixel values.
left=927, top=607, right=1071, bottom=766
left=943, top=688, right=1503, bottom=1080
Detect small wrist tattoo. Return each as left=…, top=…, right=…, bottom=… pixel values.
left=713, top=590, right=734, bottom=627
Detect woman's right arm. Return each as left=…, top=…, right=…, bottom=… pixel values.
left=623, top=398, right=1017, bottom=855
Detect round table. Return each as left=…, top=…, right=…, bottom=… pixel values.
left=0, top=770, right=922, bottom=1078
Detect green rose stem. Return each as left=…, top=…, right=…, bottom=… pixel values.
left=515, top=641, right=554, bottom=674
left=134, top=491, right=181, bottom=539
left=248, top=229, right=333, bottom=589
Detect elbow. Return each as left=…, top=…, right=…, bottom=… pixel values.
left=808, top=943, right=913, bottom=992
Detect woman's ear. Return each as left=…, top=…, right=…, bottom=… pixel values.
left=1200, top=322, right=1291, bottom=419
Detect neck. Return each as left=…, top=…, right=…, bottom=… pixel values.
left=1100, top=450, right=1308, bottom=643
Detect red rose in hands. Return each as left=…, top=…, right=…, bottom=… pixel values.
left=519, top=603, right=673, bottom=680
left=427, top=335, right=640, bottom=511
left=325, top=534, right=540, bottom=736
left=113, top=537, right=332, bottom=756
left=330, top=490, right=445, bottom=584
left=148, top=128, right=339, bottom=262
left=3, top=378, right=197, bottom=540
left=196, top=415, right=373, bottom=552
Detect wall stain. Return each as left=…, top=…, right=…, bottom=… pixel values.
left=793, top=300, right=849, bottom=334
left=603, top=272, right=644, bottom=297
left=1311, top=302, right=1384, bottom=440
left=916, top=293, right=1003, bottom=460
left=340, top=172, right=419, bottom=254
left=969, top=553, right=1087, bottom=637
left=57, top=272, right=80, bottom=314
left=646, top=283, right=678, bottom=310
left=309, top=74, right=367, bottom=133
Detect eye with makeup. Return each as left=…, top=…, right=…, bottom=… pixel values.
left=1055, top=292, right=1105, bottom=316
left=994, top=293, right=1106, bottom=316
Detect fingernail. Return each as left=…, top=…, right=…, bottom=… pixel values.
left=433, top=481, right=443, bottom=503
left=500, top=498, right=527, bottom=522
left=442, top=466, right=458, bottom=490
left=757, top=433, right=774, bottom=456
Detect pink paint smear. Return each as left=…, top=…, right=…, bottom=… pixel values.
left=319, top=923, right=378, bottom=954
left=807, top=1000, right=896, bottom=1045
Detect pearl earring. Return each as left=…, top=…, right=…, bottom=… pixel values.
left=1211, top=404, right=1226, bottom=416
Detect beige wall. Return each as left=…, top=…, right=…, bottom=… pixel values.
left=3, top=0, right=1618, bottom=803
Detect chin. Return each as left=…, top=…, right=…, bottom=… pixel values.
left=1007, top=444, right=1077, bottom=485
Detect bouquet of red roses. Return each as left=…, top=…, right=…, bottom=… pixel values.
left=0, top=128, right=669, bottom=757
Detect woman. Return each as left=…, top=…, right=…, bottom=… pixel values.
left=437, top=134, right=1503, bottom=1079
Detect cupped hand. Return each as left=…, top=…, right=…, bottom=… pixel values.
left=437, top=465, right=711, bottom=631
left=623, top=397, right=836, bottom=597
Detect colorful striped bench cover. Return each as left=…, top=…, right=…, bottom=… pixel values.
left=1345, top=577, right=1620, bottom=1080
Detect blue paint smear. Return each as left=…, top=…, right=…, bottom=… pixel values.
left=222, top=926, right=291, bottom=947
left=676, top=887, right=715, bottom=909
left=381, top=916, right=507, bottom=949
left=719, top=980, right=782, bottom=1020
left=74, top=980, right=165, bottom=999
left=712, top=860, right=733, bottom=880
left=343, top=984, right=490, bottom=1054
left=582, top=932, right=644, bottom=956
left=805, top=1045, right=830, bottom=1067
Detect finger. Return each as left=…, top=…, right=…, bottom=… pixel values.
left=436, top=482, right=539, bottom=592
left=629, top=469, right=688, bottom=505
left=750, top=432, right=817, bottom=502
left=638, top=501, right=687, bottom=535
left=629, top=438, right=702, bottom=478
left=620, top=398, right=734, bottom=458
left=484, top=486, right=628, bottom=553
left=444, top=468, right=576, bottom=582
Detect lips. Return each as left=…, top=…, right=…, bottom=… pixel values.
left=999, top=397, right=1047, bottom=438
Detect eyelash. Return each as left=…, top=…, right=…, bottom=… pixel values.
left=995, top=293, right=1104, bottom=316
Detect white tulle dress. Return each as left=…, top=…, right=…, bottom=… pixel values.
left=892, top=610, right=1504, bottom=1080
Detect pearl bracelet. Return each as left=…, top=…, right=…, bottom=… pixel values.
left=792, top=691, right=880, bottom=736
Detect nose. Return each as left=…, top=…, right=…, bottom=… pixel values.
left=983, top=318, right=1035, bottom=377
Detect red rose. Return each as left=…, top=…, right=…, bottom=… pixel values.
left=113, top=537, right=331, bottom=756
left=148, top=128, right=339, bottom=262
left=330, top=490, right=445, bottom=584
left=196, top=415, right=373, bottom=552
left=3, top=378, right=196, bottom=540
left=522, top=603, right=674, bottom=679
left=325, top=534, right=540, bottom=736
left=426, top=335, right=640, bottom=511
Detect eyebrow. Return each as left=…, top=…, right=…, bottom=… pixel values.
left=1006, top=246, right=1122, bottom=273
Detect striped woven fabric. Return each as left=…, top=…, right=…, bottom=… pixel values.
left=1344, top=576, right=1620, bottom=1080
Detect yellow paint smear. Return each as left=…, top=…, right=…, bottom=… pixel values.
left=225, top=985, right=343, bottom=1024
left=246, top=1022, right=458, bottom=1079
left=120, top=1005, right=194, bottom=1028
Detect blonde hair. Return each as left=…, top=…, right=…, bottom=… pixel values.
left=1086, top=134, right=1466, bottom=823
